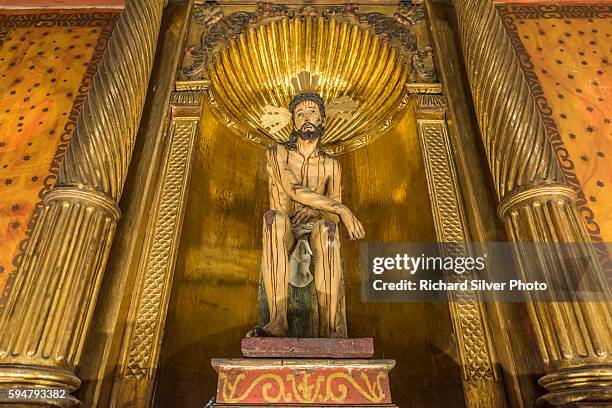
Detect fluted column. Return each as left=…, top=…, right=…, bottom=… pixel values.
left=0, top=0, right=166, bottom=405
left=452, top=0, right=612, bottom=405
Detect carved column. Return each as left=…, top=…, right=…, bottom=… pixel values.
left=412, top=87, right=508, bottom=407
left=0, top=0, right=166, bottom=405
left=451, top=0, right=612, bottom=405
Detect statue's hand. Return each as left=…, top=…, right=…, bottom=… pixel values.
left=338, top=206, right=365, bottom=240
left=291, top=207, right=321, bottom=225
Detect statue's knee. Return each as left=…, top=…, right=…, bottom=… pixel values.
left=314, top=220, right=338, bottom=246
left=263, top=210, right=289, bottom=229
left=263, top=210, right=277, bottom=227
left=325, top=221, right=339, bottom=241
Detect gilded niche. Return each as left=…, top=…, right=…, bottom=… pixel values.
left=181, top=1, right=435, bottom=154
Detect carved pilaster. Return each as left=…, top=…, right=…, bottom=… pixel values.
left=110, top=85, right=203, bottom=407
left=412, top=88, right=507, bottom=407
left=0, top=0, right=166, bottom=405
left=452, top=0, right=612, bottom=404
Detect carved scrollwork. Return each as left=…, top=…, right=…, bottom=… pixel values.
left=218, top=371, right=387, bottom=404
left=411, top=46, right=437, bottom=82
left=351, top=1, right=423, bottom=53
left=184, top=1, right=426, bottom=79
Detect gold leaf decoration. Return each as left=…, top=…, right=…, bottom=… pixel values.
left=260, top=105, right=292, bottom=134
left=327, top=95, right=358, bottom=121
left=206, top=17, right=409, bottom=154
left=291, top=71, right=320, bottom=94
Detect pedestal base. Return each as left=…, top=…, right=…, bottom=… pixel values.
left=241, top=337, right=374, bottom=358
left=212, top=358, right=395, bottom=406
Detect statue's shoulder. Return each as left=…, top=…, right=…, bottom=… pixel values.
left=323, top=154, right=341, bottom=170
left=266, top=143, right=287, bottom=157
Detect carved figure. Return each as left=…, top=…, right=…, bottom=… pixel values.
left=411, top=46, right=437, bottom=82
left=250, top=73, right=364, bottom=338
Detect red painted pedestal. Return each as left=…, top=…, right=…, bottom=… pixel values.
left=212, top=338, right=397, bottom=407
left=241, top=337, right=375, bottom=358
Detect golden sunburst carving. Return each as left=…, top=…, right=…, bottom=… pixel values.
left=206, top=16, right=410, bottom=154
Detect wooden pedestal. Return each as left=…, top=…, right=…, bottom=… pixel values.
left=211, top=338, right=396, bottom=407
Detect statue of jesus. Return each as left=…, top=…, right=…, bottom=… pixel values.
left=256, top=91, right=365, bottom=338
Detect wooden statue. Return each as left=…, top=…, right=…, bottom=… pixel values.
left=248, top=73, right=364, bottom=338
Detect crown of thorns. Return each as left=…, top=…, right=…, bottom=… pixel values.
left=260, top=72, right=357, bottom=135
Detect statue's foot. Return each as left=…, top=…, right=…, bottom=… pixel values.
left=245, top=321, right=288, bottom=338
left=262, top=320, right=288, bottom=337
left=329, top=329, right=346, bottom=338
left=245, top=326, right=274, bottom=338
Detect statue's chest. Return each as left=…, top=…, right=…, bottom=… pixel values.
left=286, top=154, right=327, bottom=192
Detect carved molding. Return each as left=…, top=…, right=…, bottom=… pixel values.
left=414, top=93, right=506, bottom=406
left=497, top=183, right=575, bottom=219
left=120, top=116, right=199, bottom=381
left=170, top=90, right=203, bottom=107
left=170, top=88, right=206, bottom=118
left=405, top=82, right=442, bottom=94
left=175, top=79, right=211, bottom=92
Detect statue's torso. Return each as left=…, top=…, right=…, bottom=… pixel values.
left=269, top=146, right=335, bottom=215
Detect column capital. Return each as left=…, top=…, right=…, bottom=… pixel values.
left=497, top=183, right=575, bottom=219
left=44, top=187, right=121, bottom=221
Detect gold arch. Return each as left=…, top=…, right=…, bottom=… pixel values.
left=206, top=16, right=410, bottom=154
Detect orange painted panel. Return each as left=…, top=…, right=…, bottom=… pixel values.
left=499, top=4, right=611, bottom=269
left=0, top=12, right=118, bottom=305
left=0, top=0, right=124, bottom=7
left=0, top=0, right=124, bottom=8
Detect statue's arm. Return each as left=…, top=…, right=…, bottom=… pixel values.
left=266, top=145, right=345, bottom=215
left=324, top=158, right=342, bottom=223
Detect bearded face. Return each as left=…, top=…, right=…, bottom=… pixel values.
left=297, top=122, right=325, bottom=142
left=293, top=99, right=325, bottom=143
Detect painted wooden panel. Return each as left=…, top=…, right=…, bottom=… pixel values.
left=0, top=12, right=119, bottom=305
left=500, top=4, right=612, bottom=270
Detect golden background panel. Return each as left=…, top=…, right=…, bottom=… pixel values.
left=499, top=5, right=612, bottom=243
left=0, top=13, right=117, bottom=306
left=154, top=100, right=465, bottom=407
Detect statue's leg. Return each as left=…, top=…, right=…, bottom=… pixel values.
left=262, top=210, right=294, bottom=337
left=311, top=220, right=342, bottom=337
